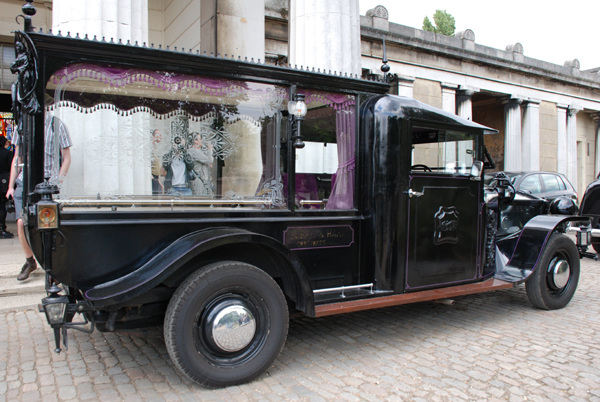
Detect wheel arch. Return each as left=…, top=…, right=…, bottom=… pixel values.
left=84, top=227, right=315, bottom=315
left=494, top=215, right=588, bottom=283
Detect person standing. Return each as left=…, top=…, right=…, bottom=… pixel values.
left=0, top=136, right=14, bottom=238
left=5, top=116, right=72, bottom=281
left=188, top=132, right=214, bottom=196
left=162, top=139, right=194, bottom=196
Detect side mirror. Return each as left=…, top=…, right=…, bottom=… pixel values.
left=470, top=161, right=484, bottom=181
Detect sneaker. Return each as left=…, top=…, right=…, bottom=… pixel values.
left=0, top=231, right=14, bottom=239
left=17, top=260, right=37, bottom=281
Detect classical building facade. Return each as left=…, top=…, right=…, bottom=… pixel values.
left=1, top=0, right=599, bottom=194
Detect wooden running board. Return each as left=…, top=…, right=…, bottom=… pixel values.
left=314, top=279, right=514, bottom=317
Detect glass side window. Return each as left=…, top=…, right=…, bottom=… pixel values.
left=293, top=90, right=356, bottom=210
left=520, top=175, right=542, bottom=194
left=541, top=174, right=565, bottom=192
left=411, top=127, right=478, bottom=174
left=45, top=63, right=288, bottom=210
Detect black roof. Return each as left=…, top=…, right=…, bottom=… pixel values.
left=24, top=30, right=391, bottom=97
left=373, top=95, right=499, bottom=133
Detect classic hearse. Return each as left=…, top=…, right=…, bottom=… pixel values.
left=11, top=7, right=593, bottom=388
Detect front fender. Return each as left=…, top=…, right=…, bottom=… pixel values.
left=494, top=215, right=587, bottom=283
left=84, top=227, right=314, bottom=314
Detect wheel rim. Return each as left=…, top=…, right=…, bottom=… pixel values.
left=194, top=291, right=268, bottom=366
left=209, top=301, right=256, bottom=352
left=547, top=254, right=571, bottom=293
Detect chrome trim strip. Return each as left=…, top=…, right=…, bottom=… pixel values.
left=314, top=283, right=374, bottom=297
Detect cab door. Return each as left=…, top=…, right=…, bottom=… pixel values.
left=405, top=127, right=482, bottom=291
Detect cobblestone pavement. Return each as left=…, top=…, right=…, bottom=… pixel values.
left=1, top=258, right=600, bottom=401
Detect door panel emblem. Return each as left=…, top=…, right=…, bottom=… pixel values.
left=434, top=206, right=459, bottom=245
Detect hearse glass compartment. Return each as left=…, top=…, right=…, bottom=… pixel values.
left=46, top=63, right=290, bottom=210
left=294, top=90, right=356, bottom=210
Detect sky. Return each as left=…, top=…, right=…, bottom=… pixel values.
left=358, top=1, right=600, bottom=70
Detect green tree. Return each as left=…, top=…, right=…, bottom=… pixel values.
left=422, top=10, right=456, bottom=36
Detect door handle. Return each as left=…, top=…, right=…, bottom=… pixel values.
left=408, top=189, right=424, bottom=198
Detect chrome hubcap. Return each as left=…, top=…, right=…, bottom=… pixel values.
left=548, top=257, right=570, bottom=290
left=209, top=301, right=256, bottom=353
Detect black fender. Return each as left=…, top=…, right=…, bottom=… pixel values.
left=494, top=215, right=587, bottom=283
left=84, top=227, right=315, bottom=315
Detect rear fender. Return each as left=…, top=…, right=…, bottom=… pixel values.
left=494, top=215, right=587, bottom=283
left=84, top=227, right=314, bottom=314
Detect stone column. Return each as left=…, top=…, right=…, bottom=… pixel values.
left=201, top=0, right=265, bottom=60
left=289, top=0, right=361, bottom=76
left=441, top=83, right=458, bottom=114
left=503, top=98, right=523, bottom=171
left=567, top=106, right=580, bottom=187
left=556, top=104, right=568, bottom=176
left=593, top=113, right=600, bottom=178
left=521, top=100, right=541, bottom=171
left=457, top=88, right=477, bottom=120
left=52, top=0, right=148, bottom=44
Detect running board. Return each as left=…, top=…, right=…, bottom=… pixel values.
left=314, top=279, right=514, bottom=317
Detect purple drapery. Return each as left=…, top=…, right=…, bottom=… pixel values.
left=51, top=63, right=249, bottom=95
left=326, top=108, right=356, bottom=209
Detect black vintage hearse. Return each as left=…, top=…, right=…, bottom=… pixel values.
left=11, top=8, right=593, bottom=388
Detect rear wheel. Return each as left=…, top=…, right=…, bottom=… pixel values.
left=164, top=261, right=288, bottom=388
left=525, top=234, right=580, bottom=310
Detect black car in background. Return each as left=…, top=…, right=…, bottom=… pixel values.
left=485, top=171, right=579, bottom=236
left=487, top=171, right=578, bottom=204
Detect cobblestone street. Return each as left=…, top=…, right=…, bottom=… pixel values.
left=1, top=258, right=600, bottom=401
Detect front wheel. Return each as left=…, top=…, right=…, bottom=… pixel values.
left=525, top=234, right=580, bottom=310
left=164, top=261, right=289, bottom=388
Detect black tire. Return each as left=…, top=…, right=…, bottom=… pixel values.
left=164, top=261, right=288, bottom=388
left=525, top=234, right=580, bottom=310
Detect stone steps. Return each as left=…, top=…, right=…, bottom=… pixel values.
left=0, top=221, right=46, bottom=312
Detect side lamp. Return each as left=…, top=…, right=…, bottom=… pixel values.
left=288, top=93, right=307, bottom=149
left=576, top=224, right=591, bottom=248
left=41, top=284, right=69, bottom=352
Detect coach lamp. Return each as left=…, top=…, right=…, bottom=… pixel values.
left=288, top=93, right=307, bottom=149
left=41, top=284, right=69, bottom=352
left=34, top=179, right=60, bottom=230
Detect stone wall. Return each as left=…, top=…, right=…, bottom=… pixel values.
left=539, top=102, right=558, bottom=172
left=412, top=79, right=442, bottom=109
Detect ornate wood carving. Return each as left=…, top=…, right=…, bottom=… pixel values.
left=11, top=31, right=41, bottom=135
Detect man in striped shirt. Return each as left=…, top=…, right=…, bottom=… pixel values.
left=5, top=115, right=72, bottom=280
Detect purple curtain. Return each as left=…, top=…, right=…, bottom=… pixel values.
left=52, top=63, right=248, bottom=95
left=326, top=108, right=355, bottom=209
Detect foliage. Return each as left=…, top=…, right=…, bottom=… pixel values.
left=422, top=10, right=456, bottom=37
